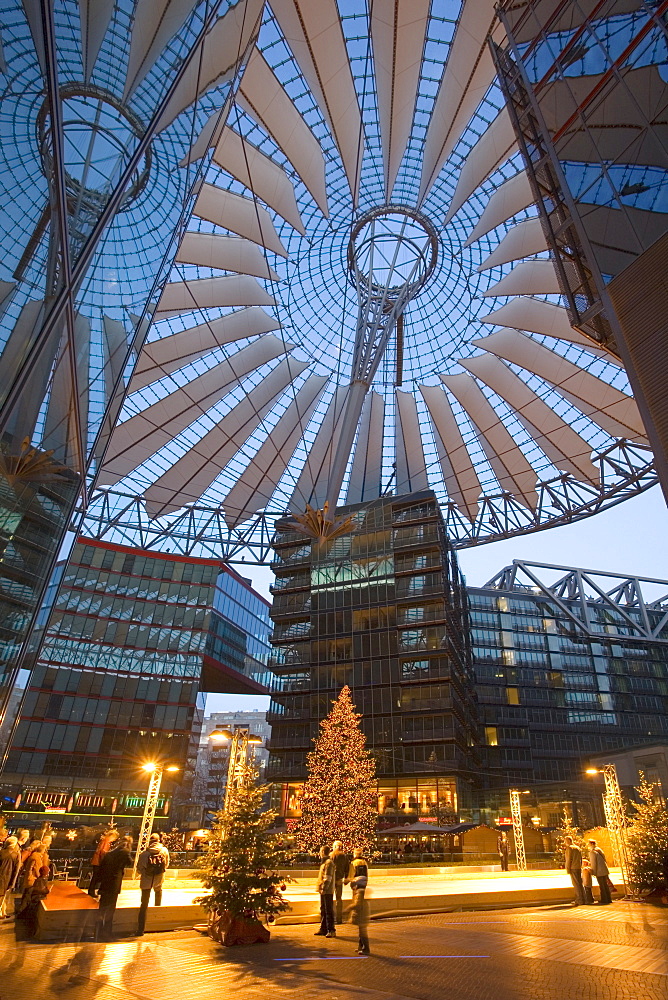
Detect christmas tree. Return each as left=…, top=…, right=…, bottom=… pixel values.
left=625, top=774, right=668, bottom=895
left=295, top=686, right=377, bottom=855
left=196, top=779, right=293, bottom=939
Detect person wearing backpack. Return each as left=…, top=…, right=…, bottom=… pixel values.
left=136, top=833, right=170, bottom=935
left=96, top=836, right=134, bottom=940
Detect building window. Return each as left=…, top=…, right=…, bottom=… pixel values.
left=506, top=688, right=520, bottom=706
left=485, top=726, right=498, bottom=746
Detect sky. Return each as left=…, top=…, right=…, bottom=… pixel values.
left=205, top=484, right=668, bottom=716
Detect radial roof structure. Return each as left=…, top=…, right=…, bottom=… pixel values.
left=79, top=0, right=656, bottom=559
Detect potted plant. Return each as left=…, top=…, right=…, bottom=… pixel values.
left=196, top=782, right=293, bottom=945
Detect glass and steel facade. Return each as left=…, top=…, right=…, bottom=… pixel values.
left=0, top=537, right=271, bottom=827
left=267, top=490, right=478, bottom=825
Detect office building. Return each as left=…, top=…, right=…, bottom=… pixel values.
left=493, top=0, right=668, bottom=493
left=0, top=538, right=271, bottom=828
left=195, top=711, right=272, bottom=818
left=267, top=490, right=478, bottom=825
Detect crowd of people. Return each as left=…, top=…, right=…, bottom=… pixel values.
left=315, top=840, right=371, bottom=955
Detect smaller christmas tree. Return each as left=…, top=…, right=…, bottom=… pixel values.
left=196, top=779, right=293, bottom=944
left=295, top=686, right=377, bottom=855
left=626, top=774, right=668, bottom=896
left=553, top=810, right=583, bottom=867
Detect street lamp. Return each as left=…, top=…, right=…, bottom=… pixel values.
left=208, top=726, right=262, bottom=813
left=509, top=789, right=531, bottom=872
left=585, top=764, right=630, bottom=893
left=132, top=761, right=180, bottom=876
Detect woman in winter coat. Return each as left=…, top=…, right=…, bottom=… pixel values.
left=95, top=836, right=134, bottom=941
left=0, top=837, right=20, bottom=917
left=18, top=841, right=44, bottom=894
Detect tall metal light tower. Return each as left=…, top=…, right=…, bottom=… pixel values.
left=509, top=788, right=527, bottom=872
left=132, top=762, right=179, bottom=877
left=209, top=726, right=263, bottom=813
left=587, top=764, right=630, bottom=893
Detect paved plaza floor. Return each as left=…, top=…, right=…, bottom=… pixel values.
left=0, top=901, right=666, bottom=1000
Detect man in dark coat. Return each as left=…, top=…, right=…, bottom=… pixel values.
left=564, top=836, right=584, bottom=905
left=96, top=836, right=133, bottom=940
left=331, top=840, right=351, bottom=924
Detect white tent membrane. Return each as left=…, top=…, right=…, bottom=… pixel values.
left=440, top=373, right=539, bottom=510
left=154, top=275, right=276, bottom=316
left=482, top=260, right=561, bottom=297
left=193, top=184, right=288, bottom=257
left=395, top=389, right=429, bottom=495
left=472, top=329, right=648, bottom=441
left=446, top=107, right=518, bottom=225
left=128, top=307, right=281, bottom=392
left=212, top=126, right=305, bottom=234
left=78, top=0, right=115, bottom=81
left=419, top=0, right=503, bottom=202
left=479, top=299, right=621, bottom=356
left=419, top=384, right=481, bottom=521
left=289, top=386, right=351, bottom=511
left=477, top=218, right=548, bottom=271
left=460, top=354, right=599, bottom=484
left=346, top=391, right=385, bottom=504
left=464, top=171, right=534, bottom=247
left=99, top=335, right=291, bottom=485
left=176, top=233, right=280, bottom=281
left=371, top=0, right=431, bottom=200
left=123, top=0, right=197, bottom=97
left=143, top=357, right=311, bottom=517
left=237, top=47, right=329, bottom=216
left=270, top=0, right=363, bottom=204
left=42, top=313, right=91, bottom=463
left=223, top=374, right=329, bottom=527
left=155, top=0, right=264, bottom=131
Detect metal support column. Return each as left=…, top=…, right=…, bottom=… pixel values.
left=132, top=765, right=163, bottom=877
left=223, top=729, right=252, bottom=813
left=509, top=789, right=526, bottom=872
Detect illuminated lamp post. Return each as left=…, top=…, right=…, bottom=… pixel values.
left=208, top=726, right=263, bottom=812
left=585, top=764, right=630, bottom=893
left=509, top=789, right=531, bottom=872
left=132, top=762, right=180, bottom=877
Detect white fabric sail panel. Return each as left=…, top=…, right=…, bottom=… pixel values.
left=129, top=307, right=280, bottom=391
left=460, top=354, right=599, bottom=484
left=193, top=184, right=288, bottom=258
left=155, top=275, right=275, bottom=316
left=124, top=0, right=195, bottom=96
left=289, top=385, right=350, bottom=511
left=419, top=384, right=481, bottom=521
left=213, top=127, right=305, bottom=234
left=479, top=298, right=615, bottom=353
left=0, top=282, right=14, bottom=314
left=346, top=391, right=385, bottom=504
left=155, top=0, right=264, bottom=130
left=395, top=389, right=429, bottom=495
left=99, top=335, right=290, bottom=485
left=79, top=0, right=114, bottom=81
left=238, top=49, right=328, bottom=216
left=371, top=0, right=431, bottom=199
left=440, top=373, right=539, bottom=509
left=446, top=108, right=518, bottom=225
left=42, top=313, right=91, bottom=463
left=477, top=219, right=548, bottom=271
left=20, top=0, right=46, bottom=73
left=144, top=356, right=311, bottom=517
left=102, top=315, right=129, bottom=401
left=0, top=298, right=44, bottom=388
left=482, top=260, right=561, bottom=297
left=176, top=233, right=280, bottom=281
left=224, top=374, right=329, bottom=527
left=472, top=328, right=647, bottom=441
left=464, top=172, right=534, bottom=247
left=418, top=0, right=502, bottom=203
left=270, top=0, right=363, bottom=204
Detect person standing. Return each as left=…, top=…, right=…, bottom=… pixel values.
left=96, top=836, right=133, bottom=941
left=588, top=839, right=612, bottom=904
left=331, top=840, right=350, bottom=924
left=348, top=848, right=370, bottom=955
left=0, top=837, right=20, bottom=918
left=314, top=846, right=335, bottom=938
left=89, top=828, right=119, bottom=898
left=497, top=832, right=509, bottom=872
left=563, top=836, right=584, bottom=905
left=18, top=840, right=45, bottom=899
left=136, top=833, right=170, bottom=935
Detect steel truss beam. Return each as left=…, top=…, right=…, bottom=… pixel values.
left=77, top=441, right=658, bottom=564
left=483, top=559, right=668, bottom=644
